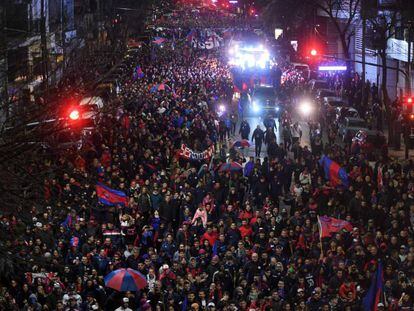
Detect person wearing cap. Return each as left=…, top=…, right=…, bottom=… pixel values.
left=115, top=297, right=133, bottom=311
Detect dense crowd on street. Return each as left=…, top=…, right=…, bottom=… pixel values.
left=1, top=3, right=414, bottom=311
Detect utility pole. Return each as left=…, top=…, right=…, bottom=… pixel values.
left=361, top=0, right=367, bottom=105
left=407, top=24, right=412, bottom=96
left=1, top=3, right=8, bottom=118
left=40, top=0, right=49, bottom=91
left=61, top=0, right=65, bottom=71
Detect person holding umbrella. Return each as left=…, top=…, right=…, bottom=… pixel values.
left=251, top=125, right=264, bottom=157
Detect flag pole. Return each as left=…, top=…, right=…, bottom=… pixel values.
left=317, top=215, right=324, bottom=259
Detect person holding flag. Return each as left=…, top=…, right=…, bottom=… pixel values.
left=362, top=262, right=384, bottom=311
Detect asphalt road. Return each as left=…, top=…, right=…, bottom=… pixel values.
left=231, top=108, right=312, bottom=160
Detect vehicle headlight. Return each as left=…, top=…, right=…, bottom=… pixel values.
left=252, top=101, right=260, bottom=112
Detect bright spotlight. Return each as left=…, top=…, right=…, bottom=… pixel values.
left=299, top=101, right=313, bottom=116
left=219, top=104, right=226, bottom=112
left=245, top=54, right=255, bottom=68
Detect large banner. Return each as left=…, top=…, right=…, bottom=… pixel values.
left=178, top=144, right=214, bottom=161
left=190, top=32, right=222, bottom=50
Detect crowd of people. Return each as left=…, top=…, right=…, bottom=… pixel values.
left=1, top=2, right=414, bottom=311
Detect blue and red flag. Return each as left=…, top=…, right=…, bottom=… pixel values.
left=222, top=28, right=233, bottom=39
left=186, top=29, right=196, bottom=42
left=96, top=183, right=128, bottom=206
left=133, top=65, right=144, bottom=79
left=152, top=37, right=166, bottom=45
left=150, top=84, right=159, bottom=93
left=70, top=236, right=80, bottom=248
left=318, top=216, right=353, bottom=238
left=362, top=262, right=384, bottom=311
left=319, top=155, right=348, bottom=187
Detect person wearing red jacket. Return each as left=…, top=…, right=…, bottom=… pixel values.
left=239, top=219, right=253, bottom=239
left=339, top=279, right=356, bottom=303
left=200, top=226, right=218, bottom=247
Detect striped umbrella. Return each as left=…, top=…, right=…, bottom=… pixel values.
left=219, top=162, right=243, bottom=172
left=104, top=268, right=147, bottom=292
left=233, top=139, right=251, bottom=148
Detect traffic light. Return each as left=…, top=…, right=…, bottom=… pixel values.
left=403, top=96, right=413, bottom=113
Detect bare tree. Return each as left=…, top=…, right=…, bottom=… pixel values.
left=365, top=9, right=399, bottom=143
left=311, top=0, right=360, bottom=74
left=367, top=10, right=399, bottom=104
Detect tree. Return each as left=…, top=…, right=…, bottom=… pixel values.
left=366, top=10, right=399, bottom=143
left=310, top=0, right=360, bottom=75
left=367, top=10, right=399, bottom=104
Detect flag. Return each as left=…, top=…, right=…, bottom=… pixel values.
left=172, top=89, right=179, bottom=98
left=222, top=28, right=233, bottom=39
left=171, top=34, right=176, bottom=50
left=61, top=215, right=73, bottom=228
left=153, top=37, right=166, bottom=45
left=233, top=84, right=241, bottom=93
left=133, top=65, right=144, bottom=79
left=127, top=39, right=142, bottom=48
left=212, top=241, right=219, bottom=256
left=181, top=297, right=188, bottom=311
left=319, top=155, right=349, bottom=187
left=70, top=236, right=80, bottom=248
left=362, top=262, right=384, bottom=311
left=150, top=84, right=159, bottom=93
left=186, top=29, right=196, bottom=42
left=158, top=83, right=166, bottom=91
left=377, top=164, right=383, bottom=190
left=318, top=216, right=352, bottom=238
left=96, top=183, right=128, bottom=206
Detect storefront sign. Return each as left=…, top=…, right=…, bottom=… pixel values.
left=386, top=38, right=413, bottom=62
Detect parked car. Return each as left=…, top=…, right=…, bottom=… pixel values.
left=335, top=107, right=360, bottom=124
left=323, top=96, right=348, bottom=121
left=339, top=117, right=368, bottom=141
left=309, top=79, right=329, bottom=94
left=351, top=129, right=387, bottom=160
left=315, top=88, right=336, bottom=103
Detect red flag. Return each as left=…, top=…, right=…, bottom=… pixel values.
left=318, top=216, right=352, bottom=238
